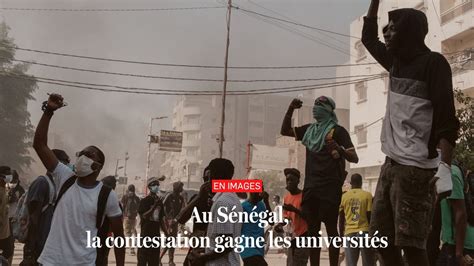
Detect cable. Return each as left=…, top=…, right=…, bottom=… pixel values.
left=7, top=57, right=380, bottom=83
left=247, top=0, right=348, bottom=46
left=6, top=71, right=384, bottom=93
left=0, top=71, right=384, bottom=95
left=350, top=117, right=384, bottom=135
left=0, top=6, right=225, bottom=12
left=0, top=41, right=378, bottom=69
left=233, top=6, right=360, bottom=39
left=239, top=10, right=352, bottom=58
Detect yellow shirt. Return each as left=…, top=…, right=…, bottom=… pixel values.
left=339, top=188, right=372, bottom=236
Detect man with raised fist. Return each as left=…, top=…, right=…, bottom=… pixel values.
left=33, top=93, right=125, bottom=266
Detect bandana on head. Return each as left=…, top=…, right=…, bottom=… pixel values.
left=302, top=96, right=338, bottom=152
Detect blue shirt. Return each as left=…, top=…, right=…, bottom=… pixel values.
left=240, top=200, right=266, bottom=259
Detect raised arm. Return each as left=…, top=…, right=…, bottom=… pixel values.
left=367, top=0, right=379, bottom=18
left=280, top=99, right=302, bottom=137
left=33, top=94, right=65, bottom=172
left=362, top=0, right=393, bottom=71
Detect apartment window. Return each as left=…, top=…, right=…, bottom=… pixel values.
left=184, top=115, right=200, bottom=124
left=354, top=124, right=368, bottom=147
left=186, top=132, right=200, bottom=141
left=186, top=148, right=199, bottom=156
left=355, top=81, right=368, bottom=102
left=188, top=164, right=198, bottom=176
left=355, top=41, right=367, bottom=61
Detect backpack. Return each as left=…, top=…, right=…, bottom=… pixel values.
left=54, top=176, right=113, bottom=230
left=124, top=195, right=140, bottom=219
left=54, top=176, right=113, bottom=266
left=12, top=175, right=56, bottom=243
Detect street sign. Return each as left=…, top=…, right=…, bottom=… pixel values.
left=159, top=130, right=183, bottom=152
left=251, top=144, right=289, bottom=171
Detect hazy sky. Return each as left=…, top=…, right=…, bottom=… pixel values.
left=0, top=0, right=370, bottom=180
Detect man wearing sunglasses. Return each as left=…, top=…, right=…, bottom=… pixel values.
left=33, top=93, right=125, bottom=266
left=281, top=96, right=359, bottom=266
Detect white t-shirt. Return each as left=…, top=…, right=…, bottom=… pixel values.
left=38, top=163, right=122, bottom=266
left=206, top=192, right=243, bottom=266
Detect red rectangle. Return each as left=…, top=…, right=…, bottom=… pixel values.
left=212, top=179, right=263, bottom=193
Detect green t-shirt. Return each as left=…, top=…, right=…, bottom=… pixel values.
left=440, top=165, right=474, bottom=250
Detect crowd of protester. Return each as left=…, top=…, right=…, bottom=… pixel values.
left=1, top=1, right=474, bottom=265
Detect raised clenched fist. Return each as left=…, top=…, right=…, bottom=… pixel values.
left=46, top=93, right=66, bottom=111
left=289, top=98, right=303, bottom=109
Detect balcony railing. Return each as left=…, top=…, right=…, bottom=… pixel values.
left=441, top=0, right=473, bottom=25
left=445, top=49, right=474, bottom=73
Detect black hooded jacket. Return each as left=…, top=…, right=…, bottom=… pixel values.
left=361, top=8, right=459, bottom=168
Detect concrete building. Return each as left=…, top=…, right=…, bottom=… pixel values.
left=159, top=94, right=297, bottom=189
left=349, top=0, right=473, bottom=193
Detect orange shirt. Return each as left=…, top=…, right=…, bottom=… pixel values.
left=283, top=192, right=307, bottom=237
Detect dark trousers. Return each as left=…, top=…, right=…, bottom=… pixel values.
left=243, top=255, right=268, bottom=266
left=301, top=188, right=341, bottom=266
left=344, top=232, right=375, bottom=266
left=137, top=247, right=161, bottom=266
left=427, top=198, right=442, bottom=266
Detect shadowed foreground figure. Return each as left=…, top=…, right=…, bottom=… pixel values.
left=363, top=1, right=460, bottom=266
left=281, top=96, right=359, bottom=266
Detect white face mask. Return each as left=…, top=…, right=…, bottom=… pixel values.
left=74, top=155, right=96, bottom=177
left=149, top=185, right=160, bottom=194
left=3, top=175, right=13, bottom=183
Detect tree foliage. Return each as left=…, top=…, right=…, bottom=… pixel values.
left=454, top=89, right=474, bottom=170
left=0, top=22, right=37, bottom=172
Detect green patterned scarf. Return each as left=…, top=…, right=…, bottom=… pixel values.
left=302, top=96, right=338, bottom=152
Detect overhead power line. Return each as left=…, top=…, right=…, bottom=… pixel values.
left=0, top=6, right=225, bottom=12
left=8, top=57, right=379, bottom=83
left=247, top=0, right=348, bottom=46
left=0, top=71, right=384, bottom=95
left=238, top=9, right=352, bottom=58
left=232, top=6, right=360, bottom=39
left=0, top=42, right=378, bottom=69
left=350, top=117, right=384, bottom=135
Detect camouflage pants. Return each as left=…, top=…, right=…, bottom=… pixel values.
left=369, top=158, right=437, bottom=250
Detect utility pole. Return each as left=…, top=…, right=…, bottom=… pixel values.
left=218, top=0, right=232, bottom=158
left=124, top=152, right=129, bottom=176
left=145, top=116, right=167, bottom=195
left=114, top=159, right=121, bottom=177
left=246, top=141, right=252, bottom=175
